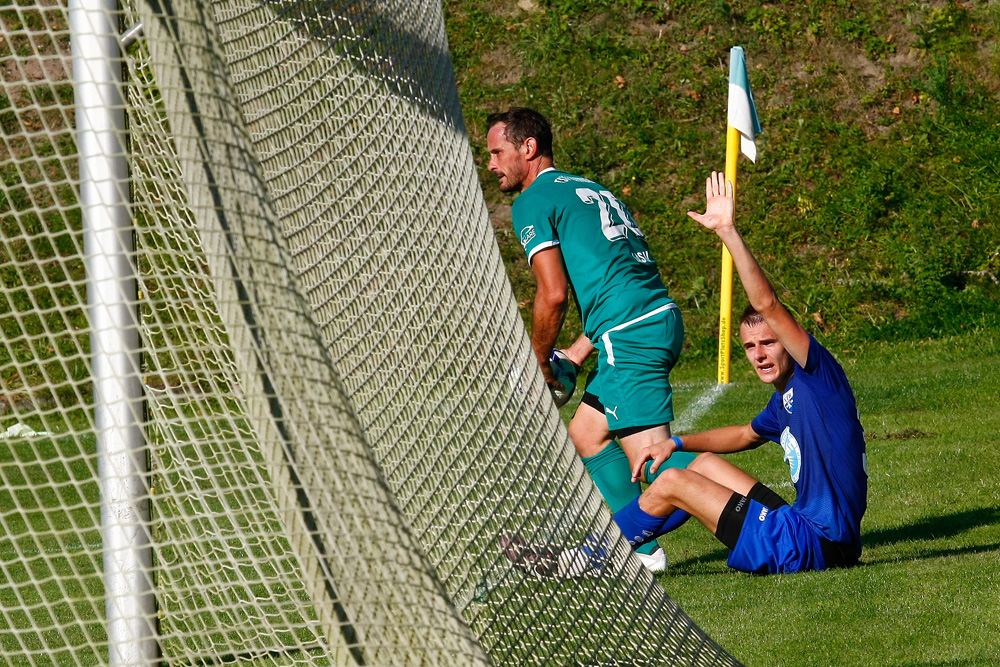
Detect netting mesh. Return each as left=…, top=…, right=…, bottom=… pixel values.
left=0, top=0, right=743, bottom=665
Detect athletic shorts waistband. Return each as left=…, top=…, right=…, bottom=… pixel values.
left=599, top=302, right=679, bottom=367
left=597, top=302, right=678, bottom=339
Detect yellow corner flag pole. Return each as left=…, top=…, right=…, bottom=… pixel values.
left=718, top=46, right=761, bottom=384
left=717, top=126, right=741, bottom=384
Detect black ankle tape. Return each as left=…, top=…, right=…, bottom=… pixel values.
left=747, top=482, right=788, bottom=510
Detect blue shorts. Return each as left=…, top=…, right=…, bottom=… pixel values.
left=584, top=304, right=684, bottom=431
left=727, top=501, right=828, bottom=574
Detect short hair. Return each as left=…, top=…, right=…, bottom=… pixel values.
left=486, top=107, right=554, bottom=158
left=739, top=305, right=766, bottom=328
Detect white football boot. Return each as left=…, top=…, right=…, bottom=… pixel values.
left=556, top=535, right=609, bottom=577
left=635, top=546, right=668, bottom=573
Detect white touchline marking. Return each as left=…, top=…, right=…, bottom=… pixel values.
left=673, top=383, right=728, bottom=434
left=0, top=540, right=104, bottom=559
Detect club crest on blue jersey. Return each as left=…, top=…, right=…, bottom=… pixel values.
left=779, top=426, right=802, bottom=483
left=519, top=226, right=536, bottom=248
left=782, top=387, right=794, bottom=414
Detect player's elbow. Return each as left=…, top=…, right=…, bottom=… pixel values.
left=752, top=293, right=782, bottom=318
left=742, top=426, right=767, bottom=450
left=535, top=286, right=568, bottom=312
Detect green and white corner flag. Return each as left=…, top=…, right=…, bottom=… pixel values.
left=718, top=46, right=762, bottom=384
left=728, top=46, right=762, bottom=162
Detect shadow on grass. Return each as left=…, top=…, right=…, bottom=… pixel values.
left=668, top=548, right=732, bottom=573
left=666, top=507, right=1000, bottom=574
left=860, top=506, right=1000, bottom=565
left=899, top=660, right=990, bottom=667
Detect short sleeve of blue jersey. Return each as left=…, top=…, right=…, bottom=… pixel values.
left=511, top=189, right=559, bottom=264
left=799, top=334, right=855, bottom=397
left=751, top=392, right=782, bottom=442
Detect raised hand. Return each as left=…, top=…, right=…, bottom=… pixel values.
left=686, top=171, right=734, bottom=232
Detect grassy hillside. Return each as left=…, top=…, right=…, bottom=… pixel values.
left=446, top=0, right=1000, bottom=360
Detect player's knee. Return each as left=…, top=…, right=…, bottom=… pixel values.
left=566, top=419, right=587, bottom=450
left=646, top=465, right=687, bottom=500
left=567, top=421, right=606, bottom=457
left=687, top=451, right=720, bottom=475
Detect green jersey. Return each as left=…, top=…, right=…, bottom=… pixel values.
left=512, top=168, right=672, bottom=340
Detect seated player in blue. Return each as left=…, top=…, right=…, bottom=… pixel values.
left=610, top=171, right=869, bottom=574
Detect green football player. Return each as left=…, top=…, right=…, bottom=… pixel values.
left=486, top=107, right=694, bottom=571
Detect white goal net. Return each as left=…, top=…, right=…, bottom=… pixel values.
left=0, top=0, right=742, bottom=665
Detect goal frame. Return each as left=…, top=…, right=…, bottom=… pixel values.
left=71, top=0, right=157, bottom=663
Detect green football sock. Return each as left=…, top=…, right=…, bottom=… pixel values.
left=643, top=450, right=697, bottom=484
left=582, top=441, right=659, bottom=556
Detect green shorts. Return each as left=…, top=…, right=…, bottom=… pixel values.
left=583, top=303, right=684, bottom=432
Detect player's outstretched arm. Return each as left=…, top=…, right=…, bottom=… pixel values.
left=630, top=423, right=764, bottom=482
left=675, top=423, right=765, bottom=454
left=687, top=171, right=811, bottom=367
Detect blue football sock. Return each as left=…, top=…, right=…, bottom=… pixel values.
left=613, top=497, right=690, bottom=547
left=657, top=508, right=691, bottom=534
left=582, top=442, right=659, bottom=556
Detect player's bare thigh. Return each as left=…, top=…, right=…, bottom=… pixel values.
left=567, top=401, right=614, bottom=457
left=689, top=452, right=758, bottom=498
left=617, top=425, right=671, bottom=463
left=569, top=403, right=678, bottom=470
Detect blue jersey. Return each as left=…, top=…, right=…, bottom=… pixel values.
left=750, top=336, right=868, bottom=546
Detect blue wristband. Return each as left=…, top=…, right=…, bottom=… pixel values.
left=670, top=436, right=684, bottom=451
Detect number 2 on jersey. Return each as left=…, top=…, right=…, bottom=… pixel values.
left=575, top=188, right=645, bottom=242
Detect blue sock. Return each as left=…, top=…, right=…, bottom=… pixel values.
left=582, top=442, right=659, bottom=556
left=635, top=452, right=695, bottom=537
left=613, top=497, right=691, bottom=547
left=657, top=508, right=691, bottom=534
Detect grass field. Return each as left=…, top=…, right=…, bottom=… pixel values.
left=452, top=2, right=1000, bottom=660
left=8, top=333, right=995, bottom=667
left=610, top=331, right=1000, bottom=666
left=0, top=329, right=995, bottom=667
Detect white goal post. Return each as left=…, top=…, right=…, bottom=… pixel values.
left=72, top=0, right=155, bottom=663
